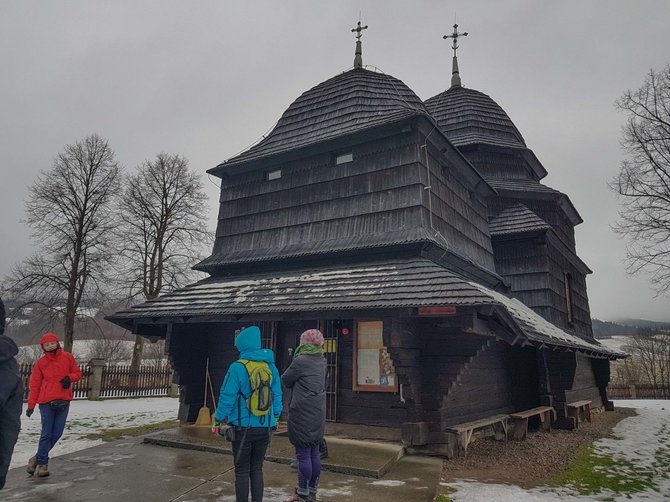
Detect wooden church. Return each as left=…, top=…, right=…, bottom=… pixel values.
left=109, top=22, right=623, bottom=454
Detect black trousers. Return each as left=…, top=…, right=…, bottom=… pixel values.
left=231, top=427, right=271, bottom=502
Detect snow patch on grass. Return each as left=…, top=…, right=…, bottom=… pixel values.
left=11, top=397, right=178, bottom=469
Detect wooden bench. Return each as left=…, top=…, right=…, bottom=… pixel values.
left=508, top=406, right=555, bottom=440
left=566, top=400, right=592, bottom=428
left=445, top=414, right=508, bottom=458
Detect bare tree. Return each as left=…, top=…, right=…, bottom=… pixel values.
left=4, top=134, right=121, bottom=352
left=611, top=64, right=670, bottom=294
left=117, top=153, right=210, bottom=370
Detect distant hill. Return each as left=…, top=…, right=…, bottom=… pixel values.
left=613, top=318, right=670, bottom=330
left=592, top=319, right=637, bottom=338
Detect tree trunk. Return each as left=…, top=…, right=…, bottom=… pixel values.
left=63, top=305, right=76, bottom=353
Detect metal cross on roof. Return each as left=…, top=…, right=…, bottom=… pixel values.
left=352, top=20, right=368, bottom=69
left=443, top=23, right=468, bottom=56
left=352, top=20, right=368, bottom=41
left=443, top=23, right=468, bottom=88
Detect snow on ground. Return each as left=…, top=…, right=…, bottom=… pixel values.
left=10, top=397, right=179, bottom=469
left=598, top=336, right=634, bottom=353
left=447, top=400, right=670, bottom=501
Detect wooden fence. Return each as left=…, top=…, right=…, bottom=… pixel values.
left=19, top=363, right=92, bottom=401
left=608, top=384, right=670, bottom=399
left=19, top=362, right=174, bottom=400
left=100, top=364, right=173, bottom=398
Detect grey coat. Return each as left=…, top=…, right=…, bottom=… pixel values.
left=281, top=353, right=326, bottom=448
left=0, top=335, right=22, bottom=490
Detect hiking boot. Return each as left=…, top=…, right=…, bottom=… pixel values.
left=307, top=490, right=317, bottom=502
left=285, top=487, right=308, bottom=501
left=36, top=464, right=49, bottom=477
left=26, top=456, right=37, bottom=475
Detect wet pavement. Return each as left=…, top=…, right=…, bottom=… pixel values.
left=2, top=429, right=442, bottom=501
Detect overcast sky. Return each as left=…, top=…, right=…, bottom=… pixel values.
left=1, top=1, right=669, bottom=322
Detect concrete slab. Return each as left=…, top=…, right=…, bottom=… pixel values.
left=3, top=432, right=439, bottom=501
left=146, top=427, right=404, bottom=478
left=2, top=439, right=234, bottom=502
left=199, top=453, right=442, bottom=501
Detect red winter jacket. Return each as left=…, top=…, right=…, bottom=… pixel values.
left=28, top=333, right=82, bottom=409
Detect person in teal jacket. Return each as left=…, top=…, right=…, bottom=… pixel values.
left=215, top=326, right=282, bottom=502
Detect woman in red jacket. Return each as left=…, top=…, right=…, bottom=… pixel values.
left=25, top=333, right=82, bottom=477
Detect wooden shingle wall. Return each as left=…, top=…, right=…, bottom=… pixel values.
left=208, top=129, right=496, bottom=274
left=420, top=141, right=495, bottom=270
left=492, top=236, right=593, bottom=339
left=522, top=199, right=577, bottom=251
left=492, top=237, right=551, bottom=308
left=545, top=244, right=593, bottom=337
left=458, top=146, right=532, bottom=180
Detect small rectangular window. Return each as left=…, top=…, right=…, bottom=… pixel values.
left=336, top=152, right=353, bottom=165
left=267, top=169, right=282, bottom=181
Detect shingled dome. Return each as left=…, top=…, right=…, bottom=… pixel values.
left=210, top=68, right=428, bottom=173
left=424, top=86, right=526, bottom=149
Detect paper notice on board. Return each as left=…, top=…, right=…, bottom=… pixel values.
left=357, top=348, right=380, bottom=385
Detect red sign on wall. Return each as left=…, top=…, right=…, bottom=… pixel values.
left=417, top=306, right=457, bottom=316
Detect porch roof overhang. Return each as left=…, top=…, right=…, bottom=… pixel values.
left=106, top=258, right=625, bottom=359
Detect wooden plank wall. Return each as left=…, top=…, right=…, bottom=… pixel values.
left=338, top=321, right=408, bottom=426
left=168, top=323, right=210, bottom=422
left=440, top=339, right=518, bottom=428
left=169, top=323, right=243, bottom=423
left=565, top=354, right=604, bottom=408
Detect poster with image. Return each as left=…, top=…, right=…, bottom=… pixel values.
left=355, top=321, right=397, bottom=391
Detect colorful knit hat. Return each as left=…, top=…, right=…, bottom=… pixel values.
left=300, top=329, right=324, bottom=347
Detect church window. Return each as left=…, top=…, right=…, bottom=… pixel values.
left=564, top=273, right=574, bottom=325
left=335, top=152, right=354, bottom=165
left=353, top=320, right=398, bottom=393
left=266, top=169, right=282, bottom=181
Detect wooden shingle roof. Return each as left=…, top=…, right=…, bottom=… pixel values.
left=489, top=203, right=552, bottom=236
left=487, top=178, right=583, bottom=225
left=424, top=86, right=526, bottom=149
left=486, top=178, right=560, bottom=195
left=210, top=68, right=427, bottom=173
left=107, top=258, right=623, bottom=358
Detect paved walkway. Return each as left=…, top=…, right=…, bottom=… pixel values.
left=2, top=430, right=442, bottom=501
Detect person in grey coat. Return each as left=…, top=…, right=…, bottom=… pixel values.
left=0, top=297, right=23, bottom=490
left=282, top=329, right=327, bottom=502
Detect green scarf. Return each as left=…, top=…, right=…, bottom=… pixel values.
left=293, top=343, right=324, bottom=358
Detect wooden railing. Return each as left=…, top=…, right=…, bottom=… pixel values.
left=608, top=384, right=670, bottom=399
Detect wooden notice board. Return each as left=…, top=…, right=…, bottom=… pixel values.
left=353, top=320, right=398, bottom=393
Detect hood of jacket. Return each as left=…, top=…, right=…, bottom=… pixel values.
left=235, top=326, right=275, bottom=364
left=0, top=334, right=18, bottom=364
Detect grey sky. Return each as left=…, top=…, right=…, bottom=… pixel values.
left=1, top=1, right=669, bottom=321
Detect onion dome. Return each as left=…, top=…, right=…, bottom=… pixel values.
left=211, top=68, right=427, bottom=173
left=424, top=86, right=526, bottom=149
